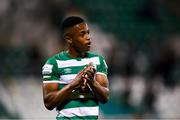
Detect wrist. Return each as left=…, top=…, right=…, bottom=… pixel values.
left=87, top=78, right=95, bottom=87
left=68, top=80, right=77, bottom=90
left=67, top=83, right=74, bottom=91
left=69, top=78, right=82, bottom=89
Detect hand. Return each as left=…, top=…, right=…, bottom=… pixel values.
left=70, top=62, right=96, bottom=91
left=70, top=69, right=84, bottom=89
left=81, top=62, right=96, bottom=90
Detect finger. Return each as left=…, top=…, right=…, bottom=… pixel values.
left=81, top=84, right=86, bottom=89
left=81, top=74, right=89, bottom=81
left=91, top=66, right=96, bottom=73
left=84, top=67, right=94, bottom=74
left=84, top=66, right=91, bottom=72
left=86, top=62, right=94, bottom=70
left=83, top=69, right=94, bottom=78
left=81, top=78, right=87, bottom=89
left=89, top=62, right=93, bottom=66
left=81, top=64, right=95, bottom=80
left=77, top=70, right=85, bottom=77
left=84, top=64, right=91, bottom=70
left=85, top=71, right=94, bottom=79
left=82, top=73, right=94, bottom=81
left=83, top=79, right=87, bottom=86
left=88, top=67, right=96, bottom=75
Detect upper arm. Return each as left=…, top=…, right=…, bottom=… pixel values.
left=43, top=83, right=59, bottom=100
left=42, top=80, right=59, bottom=102
left=42, top=83, right=59, bottom=110
left=96, top=55, right=108, bottom=76
left=95, top=55, right=109, bottom=88
left=96, top=56, right=109, bottom=87
left=42, top=58, right=59, bottom=99
left=95, top=74, right=109, bottom=88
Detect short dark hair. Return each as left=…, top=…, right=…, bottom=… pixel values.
left=61, top=16, right=85, bottom=32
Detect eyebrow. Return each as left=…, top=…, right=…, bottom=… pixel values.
left=79, top=29, right=89, bottom=33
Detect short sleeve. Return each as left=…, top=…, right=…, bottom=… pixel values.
left=96, top=55, right=108, bottom=76
left=42, top=57, right=59, bottom=83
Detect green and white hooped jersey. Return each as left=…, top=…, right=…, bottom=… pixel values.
left=42, top=51, right=108, bottom=119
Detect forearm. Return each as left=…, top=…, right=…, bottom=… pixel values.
left=44, top=83, right=74, bottom=110
left=90, top=80, right=109, bottom=104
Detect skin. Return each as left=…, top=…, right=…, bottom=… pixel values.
left=43, top=22, right=109, bottom=110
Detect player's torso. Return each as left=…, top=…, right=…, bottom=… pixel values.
left=54, top=51, right=100, bottom=119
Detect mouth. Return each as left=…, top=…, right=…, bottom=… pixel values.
left=86, top=42, right=91, bottom=48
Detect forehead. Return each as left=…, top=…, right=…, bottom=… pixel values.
left=72, top=22, right=89, bottom=32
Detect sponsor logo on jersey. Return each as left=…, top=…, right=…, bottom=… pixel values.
left=42, top=64, right=53, bottom=75
left=63, top=68, right=72, bottom=74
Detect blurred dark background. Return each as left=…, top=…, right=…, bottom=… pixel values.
left=0, top=0, right=180, bottom=119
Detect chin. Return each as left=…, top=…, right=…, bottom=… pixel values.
left=83, top=48, right=90, bottom=52
left=80, top=47, right=90, bottom=52
left=86, top=49, right=90, bottom=51
left=87, top=47, right=91, bottom=51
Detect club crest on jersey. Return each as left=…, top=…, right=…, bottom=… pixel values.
left=42, top=64, right=53, bottom=75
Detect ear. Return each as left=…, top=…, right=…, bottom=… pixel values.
left=64, top=35, right=72, bottom=44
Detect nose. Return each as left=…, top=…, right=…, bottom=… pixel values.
left=86, top=33, right=90, bottom=40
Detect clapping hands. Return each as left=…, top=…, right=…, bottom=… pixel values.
left=81, top=62, right=96, bottom=90
left=72, top=62, right=96, bottom=91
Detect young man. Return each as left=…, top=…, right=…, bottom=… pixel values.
left=42, top=16, right=109, bottom=119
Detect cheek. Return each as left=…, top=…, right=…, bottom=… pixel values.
left=74, top=38, right=85, bottom=46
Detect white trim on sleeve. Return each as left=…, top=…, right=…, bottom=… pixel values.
left=96, top=72, right=107, bottom=77
left=43, top=81, right=60, bottom=83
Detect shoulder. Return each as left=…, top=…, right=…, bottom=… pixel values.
left=45, top=51, right=65, bottom=64
left=87, top=52, right=107, bottom=67
left=87, top=51, right=106, bottom=62
left=87, top=51, right=104, bottom=58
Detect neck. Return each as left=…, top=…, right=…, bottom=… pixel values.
left=67, top=47, right=86, bottom=58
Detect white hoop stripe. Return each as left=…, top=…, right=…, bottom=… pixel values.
left=56, top=57, right=100, bottom=68
left=57, top=106, right=99, bottom=117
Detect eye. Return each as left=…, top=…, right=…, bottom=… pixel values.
left=80, top=31, right=86, bottom=36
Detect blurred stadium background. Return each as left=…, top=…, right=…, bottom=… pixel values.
left=0, top=0, right=180, bottom=119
